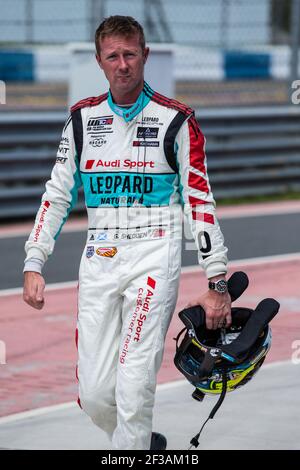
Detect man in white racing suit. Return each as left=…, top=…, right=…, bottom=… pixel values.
left=23, top=16, right=231, bottom=450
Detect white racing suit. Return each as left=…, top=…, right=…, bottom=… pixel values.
left=24, top=82, right=228, bottom=450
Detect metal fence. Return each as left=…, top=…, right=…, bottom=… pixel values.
left=1, top=106, right=300, bottom=220
left=0, top=0, right=274, bottom=44
left=0, top=0, right=299, bottom=106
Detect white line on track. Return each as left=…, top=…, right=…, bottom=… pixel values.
left=0, top=360, right=293, bottom=426
left=181, top=251, right=300, bottom=273
left=1, top=200, right=300, bottom=239
left=216, top=200, right=300, bottom=219
left=1, top=252, right=300, bottom=297
left=0, top=280, right=77, bottom=297
left=0, top=220, right=88, bottom=239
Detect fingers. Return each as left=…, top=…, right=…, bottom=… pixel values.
left=205, top=312, right=214, bottom=330
left=184, top=291, right=232, bottom=330
left=205, top=308, right=231, bottom=330
left=225, top=311, right=232, bottom=328
left=36, top=279, right=45, bottom=306
left=23, top=272, right=45, bottom=310
left=184, top=305, right=231, bottom=330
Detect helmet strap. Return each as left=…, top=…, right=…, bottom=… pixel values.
left=188, top=366, right=228, bottom=449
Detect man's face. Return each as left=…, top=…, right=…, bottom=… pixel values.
left=96, top=34, right=149, bottom=100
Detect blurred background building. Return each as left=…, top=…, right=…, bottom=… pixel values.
left=0, top=0, right=299, bottom=106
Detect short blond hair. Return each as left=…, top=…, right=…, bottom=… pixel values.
left=95, top=15, right=146, bottom=55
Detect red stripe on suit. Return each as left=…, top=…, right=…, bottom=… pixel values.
left=188, top=171, right=209, bottom=194
left=188, top=119, right=206, bottom=175
left=192, top=211, right=215, bottom=225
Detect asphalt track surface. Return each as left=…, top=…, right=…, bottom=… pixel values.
left=1, top=205, right=300, bottom=289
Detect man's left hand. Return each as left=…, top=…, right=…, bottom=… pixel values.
left=186, top=289, right=232, bottom=330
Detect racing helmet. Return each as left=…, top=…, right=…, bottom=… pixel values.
left=173, top=272, right=280, bottom=449
left=174, top=272, right=280, bottom=398
left=174, top=304, right=274, bottom=398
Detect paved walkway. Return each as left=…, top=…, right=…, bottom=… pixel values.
left=0, top=362, right=299, bottom=450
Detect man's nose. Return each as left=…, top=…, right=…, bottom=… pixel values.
left=118, top=55, right=128, bottom=70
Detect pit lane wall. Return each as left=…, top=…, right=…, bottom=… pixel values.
left=0, top=45, right=297, bottom=83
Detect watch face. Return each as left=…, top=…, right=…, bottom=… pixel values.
left=216, top=280, right=227, bottom=293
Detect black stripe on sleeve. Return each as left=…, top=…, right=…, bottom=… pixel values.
left=164, top=112, right=188, bottom=173
left=71, top=109, right=84, bottom=163
left=63, top=115, right=72, bottom=132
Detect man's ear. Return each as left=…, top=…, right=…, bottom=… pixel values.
left=143, top=47, right=150, bottom=64
left=95, top=53, right=103, bottom=69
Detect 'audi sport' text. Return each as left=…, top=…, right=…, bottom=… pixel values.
left=85, top=159, right=154, bottom=170
left=33, top=201, right=50, bottom=242
left=134, top=277, right=156, bottom=342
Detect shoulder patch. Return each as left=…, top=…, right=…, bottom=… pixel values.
left=70, top=92, right=108, bottom=113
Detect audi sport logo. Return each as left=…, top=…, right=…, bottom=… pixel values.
left=85, top=159, right=154, bottom=170
left=33, top=201, right=50, bottom=242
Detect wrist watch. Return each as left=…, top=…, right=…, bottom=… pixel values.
left=208, top=279, right=228, bottom=294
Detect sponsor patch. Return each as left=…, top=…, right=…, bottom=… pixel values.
left=86, top=246, right=94, bottom=258
left=132, top=141, right=159, bottom=147
left=33, top=201, right=50, bottom=242
left=142, top=116, right=159, bottom=123
left=137, top=127, right=159, bottom=139
left=96, top=247, right=118, bottom=258
left=133, top=276, right=156, bottom=343
left=89, top=137, right=107, bottom=147
left=87, top=116, right=113, bottom=127
left=96, top=232, right=108, bottom=241
left=84, top=159, right=154, bottom=170
left=58, top=145, right=69, bottom=155
left=87, top=116, right=114, bottom=134
left=119, top=288, right=143, bottom=365
left=114, top=231, right=148, bottom=240
left=89, top=174, right=153, bottom=195
left=56, top=156, right=68, bottom=164
left=151, top=228, right=166, bottom=238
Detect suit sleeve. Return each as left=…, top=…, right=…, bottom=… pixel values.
left=24, top=115, right=82, bottom=269
left=175, top=113, right=228, bottom=279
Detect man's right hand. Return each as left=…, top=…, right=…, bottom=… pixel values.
left=23, top=271, right=45, bottom=310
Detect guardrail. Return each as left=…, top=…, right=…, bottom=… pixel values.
left=1, top=106, right=300, bottom=219
left=197, top=106, right=300, bottom=199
